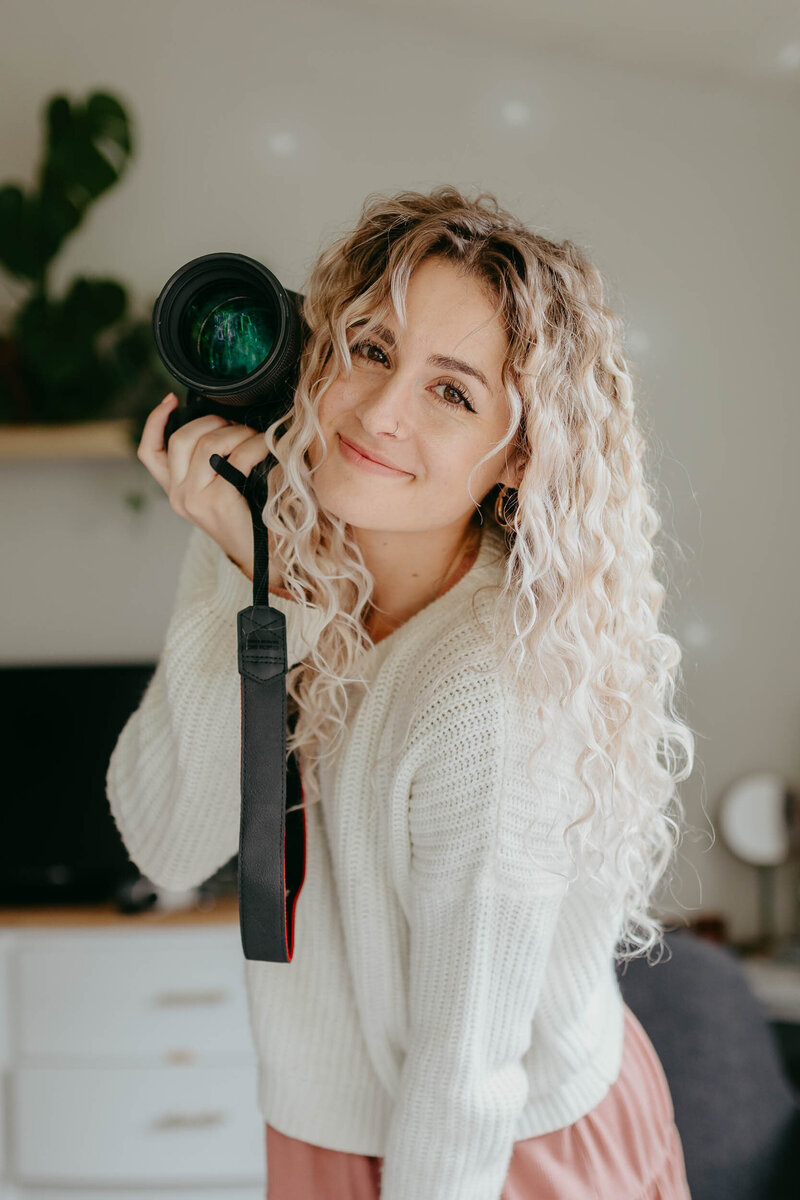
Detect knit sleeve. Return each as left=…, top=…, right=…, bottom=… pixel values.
left=378, top=669, right=575, bottom=1200
left=105, top=524, right=325, bottom=891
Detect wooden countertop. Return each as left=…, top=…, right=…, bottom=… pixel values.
left=0, top=893, right=239, bottom=928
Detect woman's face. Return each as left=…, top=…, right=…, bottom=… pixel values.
left=306, top=256, right=522, bottom=540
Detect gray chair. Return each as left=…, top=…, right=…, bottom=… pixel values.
left=616, top=929, right=800, bottom=1200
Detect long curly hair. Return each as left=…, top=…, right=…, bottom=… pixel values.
left=260, top=184, right=695, bottom=964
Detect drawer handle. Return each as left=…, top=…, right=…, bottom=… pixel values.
left=152, top=988, right=229, bottom=1007
left=150, top=1110, right=226, bottom=1130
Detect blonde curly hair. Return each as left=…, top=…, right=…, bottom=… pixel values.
left=260, top=184, right=695, bottom=964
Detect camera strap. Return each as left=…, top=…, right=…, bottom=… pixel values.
left=209, top=451, right=305, bottom=964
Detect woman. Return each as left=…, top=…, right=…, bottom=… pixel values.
left=108, top=185, right=694, bottom=1199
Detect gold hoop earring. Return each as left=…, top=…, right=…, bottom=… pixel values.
left=493, top=484, right=517, bottom=528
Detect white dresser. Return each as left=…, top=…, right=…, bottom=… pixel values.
left=0, top=897, right=266, bottom=1200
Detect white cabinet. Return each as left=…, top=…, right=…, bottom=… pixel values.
left=14, top=1064, right=262, bottom=1186
left=0, top=912, right=266, bottom=1200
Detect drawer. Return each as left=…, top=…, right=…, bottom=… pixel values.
left=11, top=1063, right=266, bottom=1186
left=14, top=930, right=254, bottom=1059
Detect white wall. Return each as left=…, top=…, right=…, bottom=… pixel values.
left=2, top=0, right=799, bottom=943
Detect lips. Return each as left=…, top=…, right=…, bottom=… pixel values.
left=338, top=434, right=409, bottom=473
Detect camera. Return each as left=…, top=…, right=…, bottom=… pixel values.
left=152, top=253, right=311, bottom=963
left=152, top=251, right=309, bottom=446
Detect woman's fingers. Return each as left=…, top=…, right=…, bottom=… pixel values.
left=137, top=395, right=272, bottom=521
left=164, top=412, right=241, bottom=492
left=136, top=393, right=180, bottom=491
left=199, top=429, right=273, bottom=494
left=182, top=423, right=269, bottom=491
left=179, top=425, right=272, bottom=562
left=136, top=396, right=273, bottom=574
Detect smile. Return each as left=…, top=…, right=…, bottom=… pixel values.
left=337, top=435, right=413, bottom=477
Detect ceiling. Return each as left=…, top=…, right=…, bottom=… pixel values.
left=323, top=0, right=800, bottom=98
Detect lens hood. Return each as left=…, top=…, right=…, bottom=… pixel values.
left=152, top=251, right=307, bottom=428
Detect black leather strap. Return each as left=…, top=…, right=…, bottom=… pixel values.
left=209, top=449, right=304, bottom=962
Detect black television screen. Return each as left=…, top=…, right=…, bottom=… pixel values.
left=0, top=661, right=159, bottom=904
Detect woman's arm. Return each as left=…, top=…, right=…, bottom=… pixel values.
left=105, top=525, right=323, bottom=891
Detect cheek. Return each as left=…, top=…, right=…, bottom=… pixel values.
left=308, top=384, right=353, bottom=466
left=316, top=382, right=356, bottom=429
left=445, top=449, right=501, bottom=495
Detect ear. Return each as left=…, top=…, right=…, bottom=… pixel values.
left=497, top=449, right=525, bottom=490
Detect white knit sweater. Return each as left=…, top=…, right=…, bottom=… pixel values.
left=106, top=519, right=627, bottom=1200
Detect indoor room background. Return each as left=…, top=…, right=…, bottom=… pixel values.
left=2, top=0, right=799, bottom=967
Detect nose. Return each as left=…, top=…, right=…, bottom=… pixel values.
left=355, top=373, right=409, bottom=438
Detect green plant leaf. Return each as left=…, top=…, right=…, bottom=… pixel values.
left=15, top=276, right=127, bottom=358
left=12, top=277, right=127, bottom=403
left=41, top=91, right=132, bottom=215
left=86, top=92, right=132, bottom=156
left=0, top=185, right=65, bottom=282
left=0, top=89, right=134, bottom=283
left=0, top=88, right=148, bottom=424
left=124, top=491, right=148, bottom=513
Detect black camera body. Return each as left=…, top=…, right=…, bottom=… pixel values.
left=152, top=251, right=309, bottom=444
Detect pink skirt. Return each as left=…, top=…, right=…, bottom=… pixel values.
left=264, top=1003, right=691, bottom=1199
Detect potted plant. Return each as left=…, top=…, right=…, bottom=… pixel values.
left=0, top=88, right=176, bottom=448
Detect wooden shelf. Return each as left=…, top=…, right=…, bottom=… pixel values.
left=0, top=418, right=137, bottom=460
left=0, top=893, right=239, bottom=928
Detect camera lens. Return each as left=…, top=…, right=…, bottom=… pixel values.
left=180, top=283, right=278, bottom=381
left=152, top=252, right=307, bottom=413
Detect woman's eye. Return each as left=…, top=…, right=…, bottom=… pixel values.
left=349, top=339, right=474, bottom=412
left=432, top=381, right=473, bottom=411
left=350, top=339, right=387, bottom=364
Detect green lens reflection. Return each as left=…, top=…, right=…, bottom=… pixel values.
left=182, top=285, right=277, bottom=380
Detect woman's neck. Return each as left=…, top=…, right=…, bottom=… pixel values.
left=363, top=517, right=482, bottom=644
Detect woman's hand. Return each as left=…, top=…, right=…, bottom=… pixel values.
left=137, top=393, right=277, bottom=581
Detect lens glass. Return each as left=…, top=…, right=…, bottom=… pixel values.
left=180, top=283, right=278, bottom=380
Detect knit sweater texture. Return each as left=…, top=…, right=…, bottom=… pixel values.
left=106, top=518, right=627, bottom=1200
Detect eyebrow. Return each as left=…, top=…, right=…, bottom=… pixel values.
left=360, top=321, right=492, bottom=394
